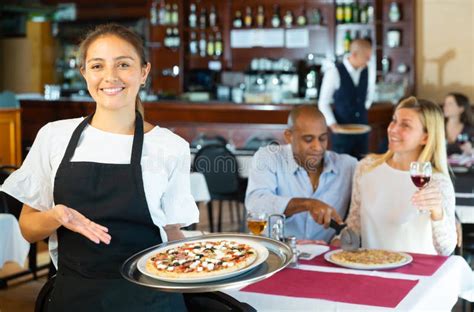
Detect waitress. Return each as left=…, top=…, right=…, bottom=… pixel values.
left=1, top=24, right=198, bottom=311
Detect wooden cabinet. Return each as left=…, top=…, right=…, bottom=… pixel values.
left=0, top=109, right=22, bottom=167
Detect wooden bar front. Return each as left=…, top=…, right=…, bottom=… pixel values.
left=19, top=100, right=393, bottom=154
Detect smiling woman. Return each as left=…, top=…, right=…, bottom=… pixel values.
left=0, top=24, right=199, bottom=311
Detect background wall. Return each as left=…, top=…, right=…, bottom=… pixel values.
left=416, top=0, right=474, bottom=103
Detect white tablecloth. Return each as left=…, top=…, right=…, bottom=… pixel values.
left=224, top=256, right=474, bottom=311
left=0, top=213, right=30, bottom=268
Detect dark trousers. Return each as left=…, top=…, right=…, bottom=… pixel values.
left=331, top=133, right=369, bottom=160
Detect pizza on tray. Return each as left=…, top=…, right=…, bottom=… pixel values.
left=146, top=240, right=258, bottom=278
left=330, top=249, right=408, bottom=266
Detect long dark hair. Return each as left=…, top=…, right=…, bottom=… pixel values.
left=447, top=92, right=472, bottom=126
left=78, top=23, right=148, bottom=117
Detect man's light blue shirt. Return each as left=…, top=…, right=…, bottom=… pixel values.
left=245, top=144, right=357, bottom=242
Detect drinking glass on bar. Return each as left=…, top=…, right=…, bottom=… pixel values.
left=410, top=161, right=432, bottom=214
left=247, top=212, right=268, bottom=235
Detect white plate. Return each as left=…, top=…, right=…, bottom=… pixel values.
left=333, top=124, right=371, bottom=134
left=137, top=237, right=269, bottom=283
left=324, top=249, right=413, bottom=270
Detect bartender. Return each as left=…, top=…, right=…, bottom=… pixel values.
left=1, top=24, right=198, bottom=311
left=318, top=39, right=374, bottom=159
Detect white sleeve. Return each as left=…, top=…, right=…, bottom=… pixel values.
left=346, top=160, right=364, bottom=236
left=365, top=67, right=376, bottom=109
left=318, top=66, right=339, bottom=126
left=431, top=175, right=457, bottom=256
left=1, top=123, right=54, bottom=211
left=160, top=145, right=199, bottom=227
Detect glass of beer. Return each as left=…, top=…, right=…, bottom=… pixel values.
left=247, top=212, right=268, bottom=236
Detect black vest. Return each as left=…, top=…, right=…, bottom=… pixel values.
left=333, top=62, right=368, bottom=124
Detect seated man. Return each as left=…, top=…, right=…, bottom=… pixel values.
left=245, top=105, right=357, bottom=242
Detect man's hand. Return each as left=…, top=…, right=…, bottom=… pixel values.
left=307, top=200, right=343, bottom=228
left=51, top=204, right=111, bottom=244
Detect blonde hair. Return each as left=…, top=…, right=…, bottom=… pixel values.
left=78, top=24, right=148, bottom=117
left=369, top=96, right=449, bottom=176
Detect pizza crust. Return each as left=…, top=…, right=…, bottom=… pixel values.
left=331, top=249, right=407, bottom=266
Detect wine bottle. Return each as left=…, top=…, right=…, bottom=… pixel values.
left=199, top=7, right=206, bottom=29
left=207, top=33, right=215, bottom=56
left=283, top=10, right=293, bottom=28
left=150, top=0, right=158, bottom=26
left=271, top=5, right=281, bottom=28
left=214, top=32, right=223, bottom=57
left=296, top=9, right=307, bottom=26
left=189, top=32, right=198, bottom=55
left=256, top=5, right=265, bottom=28
left=233, top=10, right=243, bottom=28
left=343, top=30, right=352, bottom=53
left=199, top=32, right=206, bottom=57
left=244, top=6, right=252, bottom=27
left=344, top=2, right=352, bottom=23
left=336, top=3, right=344, bottom=24
left=209, top=5, right=217, bottom=28
left=189, top=3, right=197, bottom=28
left=171, top=3, right=179, bottom=25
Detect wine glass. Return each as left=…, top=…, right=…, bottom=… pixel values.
left=246, top=212, right=268, bottom=235
left=410, top=161, right=432, bottom=214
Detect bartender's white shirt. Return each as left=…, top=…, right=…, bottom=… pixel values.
left=318, top=56, right=375, bottom=126
left=1, top=118, right=200, bottom=266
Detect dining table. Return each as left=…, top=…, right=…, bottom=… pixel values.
left=223, top=247, right=474, bottom=311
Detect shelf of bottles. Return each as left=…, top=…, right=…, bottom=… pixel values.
left=185, top=1, right=225, bottom=69
left=230, top=4, right=326, bottom=30
left=150, top=0, right=181, bottom=50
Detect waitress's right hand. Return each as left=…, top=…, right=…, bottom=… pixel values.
left=52, top=204, right=111, bottom=244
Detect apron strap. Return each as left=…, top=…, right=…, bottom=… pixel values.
left=60, top=115, right=93, bottom=166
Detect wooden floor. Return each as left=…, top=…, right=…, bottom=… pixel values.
left=0, top=201, right=243, bottom=312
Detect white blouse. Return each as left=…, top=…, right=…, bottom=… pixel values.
left=1, top=118, right=199, bottom=266
left=346, top=156, right=456, bottom=256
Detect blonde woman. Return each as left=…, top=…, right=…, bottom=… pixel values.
left=343, top=97, right=456, bottom=255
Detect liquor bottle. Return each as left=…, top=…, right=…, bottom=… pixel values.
left=344, top=2, right=352, bottom=23
left=336, top=3, right=344, bottom=24
left=164, top=28, right=172, bottom=47
left=199, top=7, right=206, bottom=29
left=164, top=4, right=171, bottom=25
left=233, top=10, right=243, bottom=28
left=150, top=0, right=158, bottom=25
left=214, top=32, right=223, bottom=57
left=343, top=30, right=352, bottom=53
left=158, top=0, right=166, bottom=25
left=352, top=1, right=359, bottom=23
left=189, top=3, right=197, bottom=28
left=388, top=2, right=401, bottom=22
left=209, top=5, right=217, bottom=28
left=172, top=27, right=180, bottom=47
left=189, top=32, right=198, bottom=55
left=296, top=9, right=307, bottom=26
left=311, top=8, right=322, bottom=25
left=171, top=3, right=179, bottom=25
left=359, top=4, right=368, bottom=24
left=244, top=6, right=252, bottom=27
left=283, top=10, right=293, bottom=27
left=256, top=5, right=265, bottom=28
left=271, top=5, right=281, bottom=28
left=207, top=33, right=215, bottom=56
left=367, top=3, right=374, bottom=23
left=199, top=32, right=206, bottom=57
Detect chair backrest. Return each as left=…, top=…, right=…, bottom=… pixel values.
left=244, top=136, right=279, bottom=151
left=193, top=144, right=240, bottom=196
left=184, top=291, right=256, bottom=312
left=35, top=275, right=56, bottom=312
left=191, top=134, right=228, bottom=149
left=0, top=166, right=22, bottom=218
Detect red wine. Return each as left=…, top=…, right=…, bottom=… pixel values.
left=411, top=175, right=430, bottom=188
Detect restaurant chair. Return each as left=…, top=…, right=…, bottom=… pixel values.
left=0, top=165, right=50, bottom=282
left=191, top=134, right=228, bottom=150
left=184, top=291, right=256, bottom=312
left=243, top=136, right=278, bottom=151
left=193, top=144, right=246, bottom=232
left=34, top=275, right=56, bottom=312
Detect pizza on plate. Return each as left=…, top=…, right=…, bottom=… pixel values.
left=331, top=249, right=408, bottom=266
left=146, top=240, right=258, bottom=278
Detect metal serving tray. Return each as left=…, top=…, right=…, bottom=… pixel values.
left=121, top=233, right=292, bottom=293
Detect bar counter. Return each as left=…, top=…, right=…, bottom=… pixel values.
left=19, top=99, right=394, bottom=153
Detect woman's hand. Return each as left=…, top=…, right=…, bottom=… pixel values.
left=51, top=204, right=111, bottom=244
left=411, top=183, right=444, bottom=221
left=460, top=141, right=473, bottom=155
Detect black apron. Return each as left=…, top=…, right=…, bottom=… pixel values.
left=48, top=113, right=186, bottom=312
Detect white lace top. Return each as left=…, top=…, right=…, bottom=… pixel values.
left=346, top=156, right=456, bottom=255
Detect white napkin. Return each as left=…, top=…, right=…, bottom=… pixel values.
left=296, top=244, right=329, bottom=260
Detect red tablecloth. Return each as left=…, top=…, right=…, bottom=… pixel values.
left=241, top=268, right=419, bottom=308
left=299, top=248, right=448, bottom=276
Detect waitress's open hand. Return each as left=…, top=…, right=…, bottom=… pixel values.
left=411, top=182, right=443, bottom=221
left=52, top=204, right=111, bottom=244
